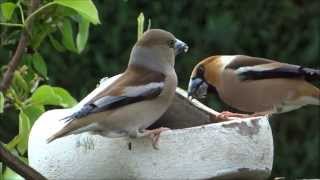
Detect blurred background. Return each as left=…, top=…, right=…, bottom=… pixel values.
left=1, top=0, right=319, bottom=178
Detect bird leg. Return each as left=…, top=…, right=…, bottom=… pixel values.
left=136, top=127, right=170, bottom=150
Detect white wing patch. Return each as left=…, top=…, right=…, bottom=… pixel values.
left=235, top=66, right=274, bottom=75
left=219, top=55, right=237, bottom=69
left=123, top=82, right=164, bottom=97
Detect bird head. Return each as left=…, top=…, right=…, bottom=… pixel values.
left=129, top=29, right=188, bottom=72
left=188, top=56, right=220, bottom=99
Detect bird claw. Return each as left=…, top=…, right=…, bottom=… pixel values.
left=138, top=127, right=170, bottom=150
left=217, top=111, right=251, bottom=120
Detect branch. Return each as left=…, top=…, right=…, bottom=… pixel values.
left=0, top=143, right=46, bottom=180
left=0, top=0, right=46, bottom=179
left=0, top=35, right=27, bottom=91
left=0, top=0, right=39, bottom=92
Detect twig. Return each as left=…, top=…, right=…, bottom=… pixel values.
left=24, top=2, right=56, bottom=27
left=0, top=0, right=46, bottom=179
left=0, top=23, right=24, bottom=27
left=0, top=35, right=27, bottom=91
left=0, top=0, right=39, bottom=92
left=0, top=143, right=46, bottom=180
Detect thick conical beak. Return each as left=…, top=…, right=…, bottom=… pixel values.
left=187, top=77, right=208, bottom=99
left=174, top=38, right=188, bottom=55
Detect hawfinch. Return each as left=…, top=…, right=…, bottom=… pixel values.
left=47, top=29, right=188, bottom=148
left=188, top=55, right=320, bottom=118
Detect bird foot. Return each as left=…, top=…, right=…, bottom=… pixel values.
left=138, top=127, right=170, bottom=150
left=217, top=111, right=268, bottom=121
left=217, top=111, right=251, bottom=120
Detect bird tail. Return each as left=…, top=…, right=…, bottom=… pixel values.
left=47, top=123, right=74, bottom=143
left=300, top=67, right=320, bottom=81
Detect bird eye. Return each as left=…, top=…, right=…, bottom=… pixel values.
left=197, top=66, right=205, bottom=76
left=168, top=40, right=175, bottom=48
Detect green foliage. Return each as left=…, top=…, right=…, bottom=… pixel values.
left=0, top=2, right=16, bottom=21
left=137, top=13, right=144, bottom=40
left=0, top=0, right=100, bottom=178
left=76, top=18, right=90, bottom=53
left=54, top=0, right=100, bottom=25
left=31, top=85, right=76, bottom=107
left=3, top=167, right=24, bottom=180
left=32, top=52, right=48, bottom=79
left=0, top=92, right=4, bottom=113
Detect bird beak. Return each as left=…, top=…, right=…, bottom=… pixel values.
left=187, top=77, right=208, bottom=99
left=174, top=38, right=188, bottom=55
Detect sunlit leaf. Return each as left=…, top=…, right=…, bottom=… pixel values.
left=76, top=18, right=90, bottom=53
left=53, top=87, right=77, bottom=108
left=32, top=52, right=48, bottom=79
left=0, top=2, right=16, bottom=21
left=60, top=19, right=77, bottom=52
left=137, top=13, right=145, bottom=40
left=31, top=85, right=61, bottom=106
left=0, top=92, right=4, bottom=113
left=5, top=136, right=20, bottom=151
left=49, top=34, right=65, bottom=52
left=17, top=111, right=31, bottom=154
left=23, top=104, right=45, bottom=125
left=31, top=85, right=77, bottom=108
left=12, top=71, right=29, bottom=95
left=0, top=162, right=3, bottom=180
left=4, top=111, right=31, bottom=154
left=3, top=167, right=24, bottom=180
left=54, top=0, right=100, bottom=24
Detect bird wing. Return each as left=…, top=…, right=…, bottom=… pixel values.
left=226, top=55, right=320, bottom=81
left=62, top=65, right=165, bottom=123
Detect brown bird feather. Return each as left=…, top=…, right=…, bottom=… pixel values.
left=189, top=55, right=319, bottom=115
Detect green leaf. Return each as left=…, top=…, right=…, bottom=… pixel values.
left=4, top=111, right=31, bottom=154
left=137, top=12, right=145, bottom=40
left=23, top=104, right=45, bottom=125
left=53, top=87, right=77, bottom=108
left=12, top=71, right=29, bottom=95
left=3, top=167, right=24, bottom=180
left=31, top=85, right=61, bottom=106
left=0, top=162, right=3, bottom=180
left=54, top=0, right=100, bottom=24
left=31, top=24, right=52, bottom=49
left=32, top=52, right=48, bottom=79
left=60, top=19, right=77, bottom=52
left=31, top=85, right=77, bottom=108
left=17, top=111, right=31, bottom=154
left=76, top=18, right=90, bottom=53
left=49, top=34, right=65, bottom=52
left=0, top=2, right=16, bottom=21
left=0, top=92, right=4, bottom=113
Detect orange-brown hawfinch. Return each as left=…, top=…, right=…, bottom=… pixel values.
left=47, top=29, right=188, bottom=149
left=188, top=55, right=320, bottom=118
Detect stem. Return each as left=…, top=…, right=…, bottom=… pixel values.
left=0, top=34, right=28, bottom=91
left=17, top=2, right=25, bottom=24
left=24, top=2, right=57, bottom=27
left=0, top=23, right=24, bottom=28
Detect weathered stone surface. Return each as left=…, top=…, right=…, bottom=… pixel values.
left=28, top=75, right=273, bottom=179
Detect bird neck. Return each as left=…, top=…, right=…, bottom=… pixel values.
left=128, top=45, right=174, bottom=75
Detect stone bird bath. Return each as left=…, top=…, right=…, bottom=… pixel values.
left=28, top=75, right=273, bottom=179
